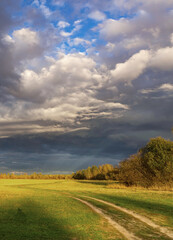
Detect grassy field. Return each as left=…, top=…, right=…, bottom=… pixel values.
left=0, top=179, right=173, bottom=240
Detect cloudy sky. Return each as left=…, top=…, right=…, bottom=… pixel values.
left=0, top=0, right=173, bottom=173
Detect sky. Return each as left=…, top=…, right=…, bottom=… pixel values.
left=0, top=0, right=173, bottom=173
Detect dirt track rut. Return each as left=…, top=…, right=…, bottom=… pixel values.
left=82, top=195, right=173, bottom=239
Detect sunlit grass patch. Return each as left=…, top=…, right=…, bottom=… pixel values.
left=106, top=182, right=173, bottom=191
left=0, top=180, right=122, bottom=240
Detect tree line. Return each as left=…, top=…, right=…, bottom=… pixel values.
left=72, top=164, right=118, bottom=180
left=0, top=172, right=72, bottom=180
left=73, top=137, right=173, bottom=187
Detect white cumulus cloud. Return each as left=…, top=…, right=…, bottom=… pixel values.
left=88, top=10, right=106, bottom=21
left=111, top=50, right=151, bottom=83
left=150, top=47, right=173, bottom=71
left=58, top=21, right=70, bottom=28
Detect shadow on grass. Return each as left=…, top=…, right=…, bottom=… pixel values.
left=96, top=194, right=173, bottom=218
left=0, top=200, right=77, bottom=240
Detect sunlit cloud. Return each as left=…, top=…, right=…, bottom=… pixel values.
left=88, top=10, right=106, bottom=21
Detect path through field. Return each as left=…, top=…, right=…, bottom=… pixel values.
left=73, top=197, right=140, bottom=240
left=82, top=195, right=173, bottom=239
left=71, top=195, right=173, bottom=240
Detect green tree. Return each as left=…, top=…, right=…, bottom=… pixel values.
left=140, top=137, right=173, bottom=183
left=118, top=153, right=149, bottom=186
left=118, top=137, right=173, bottom=186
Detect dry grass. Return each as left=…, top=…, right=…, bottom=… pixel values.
left=106, top=182, right=173, bottom=191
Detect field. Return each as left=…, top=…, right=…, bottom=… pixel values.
left=0, top=179, right=173, bottom=240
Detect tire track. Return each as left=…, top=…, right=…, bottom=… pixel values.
left=82, top=195, right=173, bottom=239
left=72, top=196, right=141, bottom=240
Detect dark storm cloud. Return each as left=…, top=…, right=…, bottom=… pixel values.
left=0, top=107, right=172, bottom=173
left=0, top=124, right=135, bottom=172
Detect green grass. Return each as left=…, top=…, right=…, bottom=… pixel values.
left=82, top=197, right=170, bottom=240
left=0, top=180, right=122, bottom=240
left=0, top=179, right=173, bottom=240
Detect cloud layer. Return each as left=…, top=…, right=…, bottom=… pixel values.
left=0, top=0, right=173, bottom=172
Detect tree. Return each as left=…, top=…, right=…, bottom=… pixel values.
left=118, top=153, right=149, bottom=186
left=118, top=137, right=173, bottom=186
left=84, top=167, right=92, bottom=179
left=140, top=137, right=173, bottom=183
left=91, top=165, right=99, bottom=179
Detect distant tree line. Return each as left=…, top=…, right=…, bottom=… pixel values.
left=72, top=163, right=118, bottom=180
left=0, top=172, right=72, bottom=180
left=73, top=137, right=173, bottom=187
